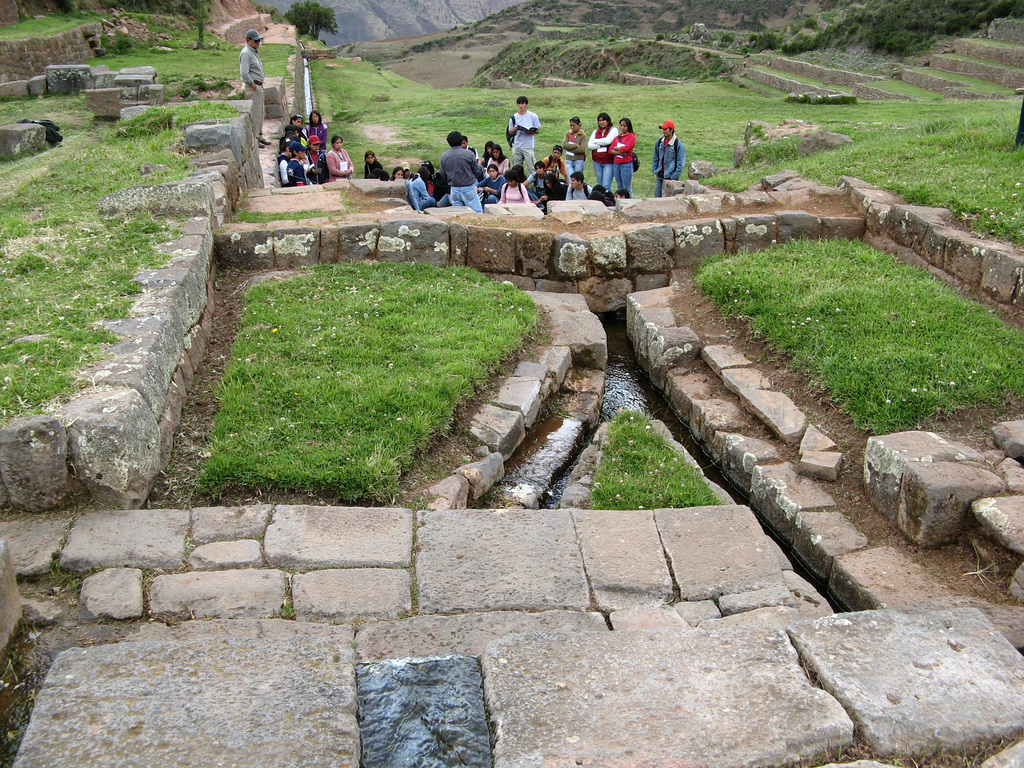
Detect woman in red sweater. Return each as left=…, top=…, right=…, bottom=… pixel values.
left=610, top=117, right=636, bottom=198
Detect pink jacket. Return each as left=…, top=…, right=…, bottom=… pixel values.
left=327, top=148, right=353, bottom=180
left=500, top=182, right=529, bottom=204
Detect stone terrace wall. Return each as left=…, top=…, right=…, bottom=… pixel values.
left=929, top=54, right=1024, bottom=90
left=743, top=67, right=839, bottom=96
left=767, top=58, right=884, bottom=88
left=953, top=38, right=1024, bottom=69
left=215, top=210, right=867, bottom=314
left=0, top=23, right=100, bottom=83
left=0, top=100, right=267, bottom=513
left=0, top=0, right=17, bottom=27
left=899, top=68, right=1011, bottom=100
left=854, top=83, right=910, bottom=100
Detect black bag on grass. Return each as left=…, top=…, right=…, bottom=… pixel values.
left=17, top=119, right=62, bottom=145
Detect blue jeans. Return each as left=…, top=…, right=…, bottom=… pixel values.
left=613, top=162, right=634, bottom=197
left=449, top=184, right=483, bottom=213
left=593, top=161, right=614, bottom=190
left=566, top=158, right=585, bottom=177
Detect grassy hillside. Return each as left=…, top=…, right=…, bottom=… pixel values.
left=472, top=38, right=732, bottom=85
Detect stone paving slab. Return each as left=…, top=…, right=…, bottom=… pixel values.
left=190, top=504, right=272, bottom=544
left=0, top=517, right=66, bottom=576
left=701, top=344, right=752, bottom=376
left=357, top=655, right=491, bottom=768
left=417, top=509, right=590, bottom=613
left=571, top=509, right=674, bottom=611
left=59, top=509, right=188, bottom=572
left=292, top=568, right=410, bottom=622
left=528, top=292, right=608, bottom=369
left=829, top=546, right=948, bottom=611
left=482, top=628, right=853, bottom=768
left=788, top=609, right=1024, bottom=755
left=655, top=505, right=787, bottom=601
left=701, top=604, right=804, bottom=632
left=149, top=569, right=287, bottom=619
left=675, top=599, right=721, bottom=625
left=80, top=568, right=143, bottom=621
left=972, top=495, right=1024, bottom=556
left=126, top=618, right=355, bottom=646
left=264, top=505, right=413, bottom=569
left=980, top=738, right=1024, bottom=768
left=13, top=637, right=360, bottom=768
left=738, top=388, right=807, bottom=444
left=188, top=539, right=263, bottom=570
left=609, top=607, right=690, bottom=630
left=469, top=402, right=525, bottom=460
left=356, top=609, right=607, bottom=661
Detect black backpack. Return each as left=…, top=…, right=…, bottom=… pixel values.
left=506, top=115, right=516, bottom=148
left=17, top=118, right=62, bottom=145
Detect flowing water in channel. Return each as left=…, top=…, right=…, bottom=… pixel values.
left=498, top=312, right=738, bottom=509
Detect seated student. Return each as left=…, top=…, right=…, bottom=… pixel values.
left=420, top=160, right=436, bottom=195
left=283, top=141, right=310, bottom=187
left=525, top=161, right=547, bottom=202
left=279, top=114, right=305, bottom=153
left=540, top=145, right=568, bottom=181
left=499, top=167, right=530, bottom=204
left=486, top=144, right=509, bottom=176
left=433, top=169, right=451, bottom=206
left=545, top=172, right=567, bottom=201
left=565, top=171, right=592, bottom=200
left=305, top=135, right=329, bottom=184
left=477, top=164, right=505, bottom=205
left=588, top=183, right=615, bottom=207
left=614, top=188, right=631, bottom=200
left=407, top=164, right=436, bottom=211
left=364, top=151, right=385, bottom=180
left=391, top=166, right=404, bottom=181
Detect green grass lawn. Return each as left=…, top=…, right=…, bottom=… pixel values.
left=695, top=239, right=1024, bottom=434
left=202, top=263, right=538, bottom=501
left=310, top=58, right=1023, bottom=241
left=590, top=410, right=721, bottom=510
left=0, top=101, right=239, bottom=422
left=0, top=12, right=101, bottom=40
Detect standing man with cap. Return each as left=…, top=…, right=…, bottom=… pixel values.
left=651, top=119, right=685, bottom=198
left=440, top=130, right=485, bottom=213
left=240, top=29, right=272, bottom=147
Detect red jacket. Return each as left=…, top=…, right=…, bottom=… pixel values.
left=611, top=132, right=636, bottom=164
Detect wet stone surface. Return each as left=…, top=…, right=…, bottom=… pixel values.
left=357, top=655, right=492, bottom=768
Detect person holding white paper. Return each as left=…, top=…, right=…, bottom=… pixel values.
left=327, top=135, right=354, bottom=181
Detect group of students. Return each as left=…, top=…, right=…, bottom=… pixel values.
left=276, top=111, right=356, bottom=187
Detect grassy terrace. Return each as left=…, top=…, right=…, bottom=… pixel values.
left=310, top=58, right=1024, bottom=243
left=0, top=100, right=238, bottom=422
left=202, top=263, right=538, bottom=501
left=696, top=239, right=1024, bottom=434
left=0, top=12, right=101, bottom=39
left=591, top=411, right=721, bottom=510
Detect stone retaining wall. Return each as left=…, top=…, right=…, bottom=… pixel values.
left=214, top=209, right=867, bottom=313
left=953, top=38, right=1024, bottom=69
left=853, top=83, right=910, bottom=100
left=989, top=17, right=1024, bottom=45
left=841, top=175, right=1024, bottom=308
left=743, top=67, right=838, bottom=96
left=221, top=16, right=265, bottom=44
left=0, top=23, right=100, bottom=83
left=899, top=68, right=1012, bottom=99
left=732, top=75, right=783, bottom=98
left=0, top=98, right=269, bottom=513
left=767, top=57, right=883, bottom=87
left=929, top=54, right=1024, bottom=90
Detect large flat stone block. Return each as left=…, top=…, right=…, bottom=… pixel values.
left=750, top=462, right=837, bottom=541
left=377, top=218, right=449, bottom=267
left=571, top=509, right=674, bottom=610
left=622, top=222, right=674, bottom=272
left=190, top=504, right=272, bottom=545
left=0, top=123, right=46, bottom=159
left=355, top=609, right=607, bottom=661
left=12, top=637, right=359, bottom=768
left=292, top=568, right=410, bottom=622
left=59, top=509, right=188, bottom=572
left=264, top=505, right=413, bottom=569
left=896, top=461, right=1004, bottom=547
left=973, top=495, right=1024, bottom=556
left=788, top=609, right=1024, bottom=755
left=673, top=218, right=725, bottom=267
left=482, top=629, right=853, bottom=768
left=60, top=389, right=162, bottom=508
left=417, top=508, right=590, bottom=613
left=828, top=546, right=946, bottom=611
left=737, top=388, right=807, bottom=444
left=357, top=656, right=491, bottom=768
left=149, top=569, right=287, bottom=619
left=0, top=518, right=66, bottom=576
left=468, top=402, right=525, bottom=460
left=864, top=431, right=984, bottom=520
left=656, top=505, right=786, bottom=601
left=466, top=226, right=516, bottom=272
left=80, top=568, right=144, bottom=620
left=529, top=291, right=607, bottom=369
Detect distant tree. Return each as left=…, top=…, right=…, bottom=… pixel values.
left=285, top=1, right=339, bottom=39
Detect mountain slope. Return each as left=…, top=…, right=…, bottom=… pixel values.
left=261, top=0, right=529, bottom=43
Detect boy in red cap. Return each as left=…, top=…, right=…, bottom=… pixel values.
left=306, top=135, right=328, bottom=184
left=651, top=119, right=686, bottom=198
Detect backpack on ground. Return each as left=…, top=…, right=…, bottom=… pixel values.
left=17, top=118, right=62, bottom=145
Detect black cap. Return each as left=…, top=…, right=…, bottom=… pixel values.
left=245, top=29, right=262, bottom=41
